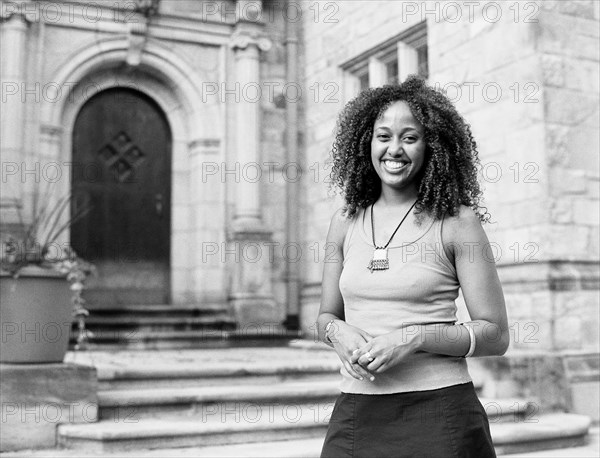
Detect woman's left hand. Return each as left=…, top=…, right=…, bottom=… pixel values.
left=350, top=327, right=422, bottom=373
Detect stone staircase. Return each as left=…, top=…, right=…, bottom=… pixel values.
left=49, top=345, right=591, bottom=456
left=71, top=304, right=300, bottom=350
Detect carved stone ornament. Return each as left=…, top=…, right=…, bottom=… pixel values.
left=126, top=21, right=148, bottom=67
left=229, top=30, right=272, bottom=52
left=0, top=1, right=36, bottom=22
left=135, top=0, right=160, bottom=18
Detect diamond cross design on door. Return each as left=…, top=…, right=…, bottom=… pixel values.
left=97, top=131, right=146, bottom=182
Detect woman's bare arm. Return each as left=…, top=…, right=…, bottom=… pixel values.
left=317, top=207, right=375, bottom=380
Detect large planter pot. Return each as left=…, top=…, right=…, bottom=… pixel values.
left=0, top=266, right=72, bottom=363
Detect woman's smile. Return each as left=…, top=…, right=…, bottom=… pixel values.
left=381, top=159, right=410, bottom=173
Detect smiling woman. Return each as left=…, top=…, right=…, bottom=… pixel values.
left=317, top=75, right=508, bottom=458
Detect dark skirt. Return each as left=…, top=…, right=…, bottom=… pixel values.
left=321, top=382, right=496, bottom=458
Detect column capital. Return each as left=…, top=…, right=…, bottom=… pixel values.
left=229, top=29, right=272, bottom=52
left=0, top=1, right=37, bottom=24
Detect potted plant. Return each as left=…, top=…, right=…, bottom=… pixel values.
left=0, top=186, right=95, bottom=363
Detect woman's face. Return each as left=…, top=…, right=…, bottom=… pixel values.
left=370, top=100, right=426, bottom=195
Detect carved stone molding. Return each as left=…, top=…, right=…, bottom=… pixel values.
left=0, top=1, right=36, bottom=23
left=188, top=138, right=221, bottom=150
left=229, top=30, right=272, bottom=52
left=40, top=124, right=63, bottom=138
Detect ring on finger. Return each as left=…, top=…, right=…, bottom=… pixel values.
left=364, top=351, right=374, bottom=362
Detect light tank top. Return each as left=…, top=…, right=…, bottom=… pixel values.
left=338, top=206, right=472, bottom=394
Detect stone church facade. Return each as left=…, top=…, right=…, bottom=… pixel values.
left=1, top=0, right=598, bottom=419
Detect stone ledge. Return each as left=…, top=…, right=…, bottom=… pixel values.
left=498, top=261, right=600, bottom=292
left=469, top=351, right=600, bottom=416
left=0, top=363, right=98, bottom=452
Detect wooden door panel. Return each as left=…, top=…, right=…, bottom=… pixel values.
left=71, top=88, right=172, bottom=306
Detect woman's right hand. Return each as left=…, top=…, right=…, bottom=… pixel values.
left=328, top=320, right=376, bottom=381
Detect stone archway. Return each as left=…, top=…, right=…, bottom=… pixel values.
left=38, top=38, right=227, bottom=306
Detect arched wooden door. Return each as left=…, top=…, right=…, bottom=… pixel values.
left=71, top=87, right=172, bottom=306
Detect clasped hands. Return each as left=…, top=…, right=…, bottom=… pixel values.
left=329, top=321, right=422, bottom=381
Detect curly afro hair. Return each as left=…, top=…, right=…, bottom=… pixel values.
left=329, top=75, right=490, bottom=224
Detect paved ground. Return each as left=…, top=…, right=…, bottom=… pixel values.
left=498, top=426, right=599, bottom=457
left=2, top=428, right=598, bottom=457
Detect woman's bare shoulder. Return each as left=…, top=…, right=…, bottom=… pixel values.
left=327, top=206, right=356, bottom=245
left=442, top=204, right=486, bottom=246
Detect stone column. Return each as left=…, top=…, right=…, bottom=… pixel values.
left=0, top=5, right=30, bottom=227
left=229, top=26, right=271, bottom=231
left=227, top=22, right=280, bottom=328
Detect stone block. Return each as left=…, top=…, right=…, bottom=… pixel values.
left=299, top=299, right=320, bottom=340
left=0, top=363, right=98, bottom=452
left=573, top=198, right=600, bottom=226
left=536, top=10, right=600, bottom=60
left=570, top=381, right=600, bottom=421
left=473, top=353, right=572, bottom=413
left=545, top=225, right=591, bottom=259
left=192, top=266, right=228, bottom=302
left=541, top=0, right=596, bottom=18
left=541, top=54, right=565, bottom=87
left=493, top=200, right=549, bottom=230
left=554, top=291, right=600, bottom=351
left=548, top=168, right=588, bottom=196
left=546, top=123, right=599, bottom=174
left=549, top=197, right=574, bottom=224
left=230, top=295, right=284, bottom=329
left=544, top=88, right=599, bottom=128
left=564, top=56, right=600, bottom=93
left=170, top=231, right=192, bottom=268
left=171, top=203, right=192, bottom=233
left=170, top=268, right=195, bottom=304
left=587, top=176, right=600, bottom=198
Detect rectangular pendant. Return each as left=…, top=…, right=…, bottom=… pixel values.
left=367, top=248, right=389, bottom=272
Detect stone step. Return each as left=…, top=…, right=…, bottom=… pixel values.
left=58, top=408, right=329, bottom=452
left=98, top=379, right=341, bottom=420
left=57, top=412, right=591, bottom=454
left=84, top=315, right=235, bottom=328
left=97, top=376, right=534, bottom=423
left=69, top=304, right=251, bottom=350
left=0, top=438, right=327, bottom=457
left=480, top=397, right=538, bottom=423
left=71, top=328, right=302, bottom=351
left=492, top=413, right=592, bottom=455
left=64, top=347, right=343, bottom=390
left=99, top=368, right=341, bottom=390
left=85, top=304, right=231, bottom=315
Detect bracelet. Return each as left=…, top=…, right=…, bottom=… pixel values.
left=324, top=319, right=337, bottom=343
left=462, top=323, right=476, bottom=358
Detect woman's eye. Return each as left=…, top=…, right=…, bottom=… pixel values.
left=404, top=137, right=417, bottom=142
left=377, top=135, right=390, bottom=140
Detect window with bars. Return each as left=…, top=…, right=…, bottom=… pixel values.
left=341, top=22, right=428, bottom=96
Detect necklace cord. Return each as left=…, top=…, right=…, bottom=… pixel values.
left=370, top=200, right=418, bottom=249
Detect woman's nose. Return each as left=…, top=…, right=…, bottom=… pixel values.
left=387, top=138, right=403, bottom=156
